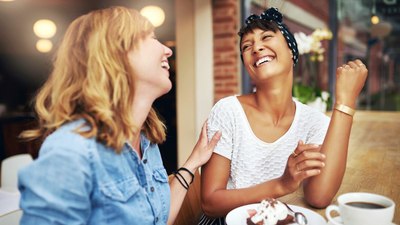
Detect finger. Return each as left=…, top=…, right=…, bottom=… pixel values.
left=199, top=120, right=208, bottom=138
left=296, top=159, right=325, bottom=171
left=347, top=61, right=358, bottom=68
left=295, top=151, right=326, bottom=165
left=208, top=130, right=222, bottom=149
left=353, top=59, right=365, bottom=67
left=291, top=141, right=320, bottom=159
left=297, top=169, right=322, bottom=180
left=296, top=143, right=321, bottom=154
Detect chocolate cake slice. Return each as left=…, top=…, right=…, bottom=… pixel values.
left=246, top=198, right=296, bottom=225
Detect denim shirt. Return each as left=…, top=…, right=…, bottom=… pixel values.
left=18, top=120, right=170, bottom=225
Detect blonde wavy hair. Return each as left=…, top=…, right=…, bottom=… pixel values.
left=21, top=6, right=166, bottom=152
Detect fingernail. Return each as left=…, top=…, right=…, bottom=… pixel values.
left=321, top=162, right=325, bottom=167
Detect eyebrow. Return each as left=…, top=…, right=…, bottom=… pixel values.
left=241, top=30, right=272, bottom=44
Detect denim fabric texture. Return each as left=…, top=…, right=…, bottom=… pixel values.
left=18, top=119, right=170, bottom=225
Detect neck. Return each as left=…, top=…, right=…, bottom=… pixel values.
left=130, top=94, right=155, bottom=158
left=253, top=78, right=295, bottom=125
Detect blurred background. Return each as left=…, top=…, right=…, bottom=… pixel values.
left=0, top=0, right=399, bottom=173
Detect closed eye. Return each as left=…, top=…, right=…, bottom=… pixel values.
left=262, top=34, right=273, bottom=40
left=241, top=44, right=251, bottom=52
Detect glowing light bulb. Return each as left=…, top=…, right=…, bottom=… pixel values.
left=140, top=5, right=165, bottom=27
left=36, top=39, right=53, bottom=53
left=371, top=15, right=380, bottom=25
left=33, top=19, right=57, bottom=38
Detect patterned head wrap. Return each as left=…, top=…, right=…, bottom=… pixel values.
left=239, top=7, right=299, bottom=66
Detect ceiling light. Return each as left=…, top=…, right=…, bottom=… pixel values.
left=140, top=5, right=165, bottom=27
left=370, top=0, right=380, bottom=25
left=36, top=39, right=53, bottom=53
left=33, top=19, right=57, bottom=39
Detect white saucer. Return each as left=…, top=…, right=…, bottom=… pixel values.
left=326, top=216, right=342, bottom=225
left=326, top=216, right=397, bottom=225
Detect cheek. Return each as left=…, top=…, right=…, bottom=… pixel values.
left=242, top=53, right=252, bottom=66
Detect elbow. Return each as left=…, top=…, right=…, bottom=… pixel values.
left=304, top=194, right=333, bottom=209
left=201, top=201, right=218, bottom=218
left=201, top=198, right=225, bottom=218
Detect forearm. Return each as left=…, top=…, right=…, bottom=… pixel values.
left=167, top=164, right=197, bottom=225
left=202, top=178, right=288, bottom=218
left=303, top=109, right=353, bottom=207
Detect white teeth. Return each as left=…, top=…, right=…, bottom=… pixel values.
left=255, top=56, right=273, bottom=67
left=161, top=61, right=170, bottom=70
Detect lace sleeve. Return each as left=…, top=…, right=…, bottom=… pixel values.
left=306, top=111, right=330, bottom=144
left=207, top=98, right=235, bottom=160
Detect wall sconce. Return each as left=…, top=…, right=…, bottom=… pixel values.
left=140, top=5, right=165, bottom=27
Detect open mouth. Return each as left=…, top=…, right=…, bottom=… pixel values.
left=254, top=56, right=274, bottom=67
left=161, top=61, right=170, bottom=70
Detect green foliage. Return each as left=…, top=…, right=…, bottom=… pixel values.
left=293, top=83, right=331, bottom=109
left=293, top=83, right=317, bottom=104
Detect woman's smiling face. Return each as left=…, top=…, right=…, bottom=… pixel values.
left=127, top=32, right=173, bottom=98
left=240, top=28, right=293, bottom=82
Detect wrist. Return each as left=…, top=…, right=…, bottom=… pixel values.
left=334, top=103, right=355, bottom=117
left=275, top=178, right=293, bottom=196
left=181, top=161, right=198, bottom=174
left=335, top=99, right=356, bottom=108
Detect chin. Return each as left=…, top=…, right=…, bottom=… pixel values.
left=158, top=82, right=173, bottom=96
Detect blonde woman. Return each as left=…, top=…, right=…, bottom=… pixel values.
left=18, top=6, right=221, bottom=225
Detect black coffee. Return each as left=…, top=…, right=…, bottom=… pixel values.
left=346, top=201, right=386, bottom=209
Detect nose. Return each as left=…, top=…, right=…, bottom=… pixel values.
left=164, top=45, right=173, bottom=58
left=252, top=41, right=265, bottom=55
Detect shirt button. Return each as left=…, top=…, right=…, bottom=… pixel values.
left=155, top=217, right=159, bottom=222
left=143, top=159, right=147, bottom=164
left=150, top=186, right=155, bottom=192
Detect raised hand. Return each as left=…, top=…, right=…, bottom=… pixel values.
left=335, top=59, right=368, bottom=108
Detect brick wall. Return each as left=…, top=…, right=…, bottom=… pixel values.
left=212, top=0, right=240, bottom=103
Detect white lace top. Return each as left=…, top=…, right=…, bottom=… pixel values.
left=207, top=96, right=330, bottom=189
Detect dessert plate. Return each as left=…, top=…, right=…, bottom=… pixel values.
left=226, top=203, right=326, bottom=225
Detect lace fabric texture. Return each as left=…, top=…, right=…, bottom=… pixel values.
left=207, top=96, right=330, bottom=189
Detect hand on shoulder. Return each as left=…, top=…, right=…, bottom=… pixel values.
left=184, top=120, right=221, bottom=172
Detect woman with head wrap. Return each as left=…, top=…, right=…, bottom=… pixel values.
left=199, top=7, right=367, bottom=225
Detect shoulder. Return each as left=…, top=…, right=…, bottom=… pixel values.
left=296, top=100, right=329, bottom=120
left=213, top=95, right=238, bottom=108
left=294, top=100, right=330, bottom=131
left=208, top=95, right=241, bottom=121
left=39, top=119, right=97, bottom=159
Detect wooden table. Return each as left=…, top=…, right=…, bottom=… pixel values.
left=279, top=111, right=400, bottom=224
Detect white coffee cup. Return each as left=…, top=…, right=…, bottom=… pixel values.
left=325, top=192, right=395, bottom=225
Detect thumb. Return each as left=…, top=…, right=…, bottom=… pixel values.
left=208, top=130, right=221, bottom=149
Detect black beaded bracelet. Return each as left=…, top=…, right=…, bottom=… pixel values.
left=177, top=167, right=194, bottom=184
